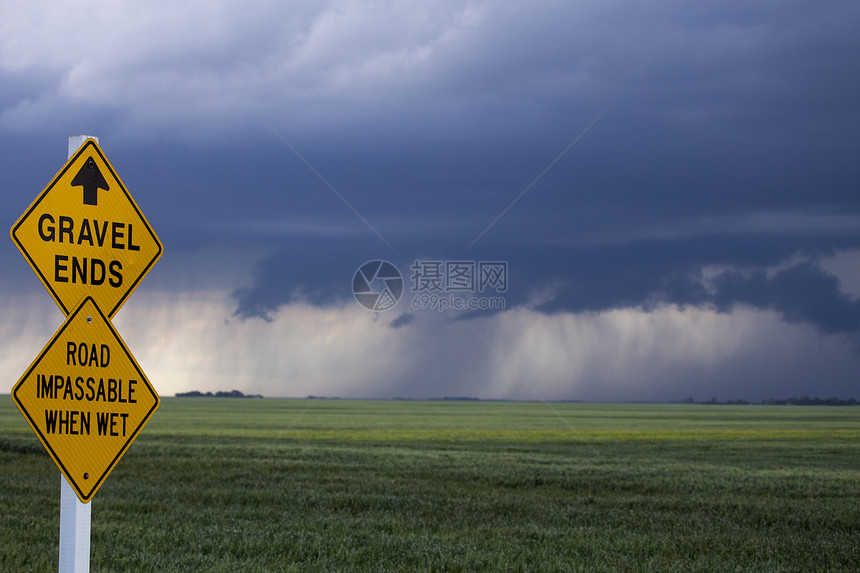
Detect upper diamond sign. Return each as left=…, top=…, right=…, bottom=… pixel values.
left=10, top=138, right=162, bottom=318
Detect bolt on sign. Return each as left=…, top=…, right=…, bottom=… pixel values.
left=11, top=138, right=163, bottom=319
left=12, top=297, right=159, bottom=502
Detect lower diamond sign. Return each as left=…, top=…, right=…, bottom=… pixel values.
left=12, top=296, right=159, bottom=503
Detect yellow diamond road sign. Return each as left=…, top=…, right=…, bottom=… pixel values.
left=12, top=296, right=160, bottom=503
left=11, top=138, right=162, bottom=318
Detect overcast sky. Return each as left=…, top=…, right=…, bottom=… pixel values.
left=2, top=0, right=859, bottom=401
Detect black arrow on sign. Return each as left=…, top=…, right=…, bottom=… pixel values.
left=71, top=156, right=110, bottom=206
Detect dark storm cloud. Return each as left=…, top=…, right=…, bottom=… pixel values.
left=711, top=261, right=860, bottom=334
left=231, top=221, right=860, bottom=341
left=389, top=313, right=416, bottom=329
left=491, top=231, right=860, bottom=334
left=231, top=235, right=386, bottom=321
left=3, top=2, right=860, bottom=338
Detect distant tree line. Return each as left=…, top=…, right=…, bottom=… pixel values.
left=175, top=390, right=263, bottom=398
left=683, top=396, right=857, bottom=406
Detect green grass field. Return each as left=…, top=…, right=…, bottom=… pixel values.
left=1, top=397, right=858, bottom=572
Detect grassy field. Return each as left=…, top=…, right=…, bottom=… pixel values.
left=1, top=397, right=858, bottom=572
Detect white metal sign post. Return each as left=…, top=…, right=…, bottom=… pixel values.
left=61, top=135, right=95, bottom=573
left=60, top=470, right=91, bottom=572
